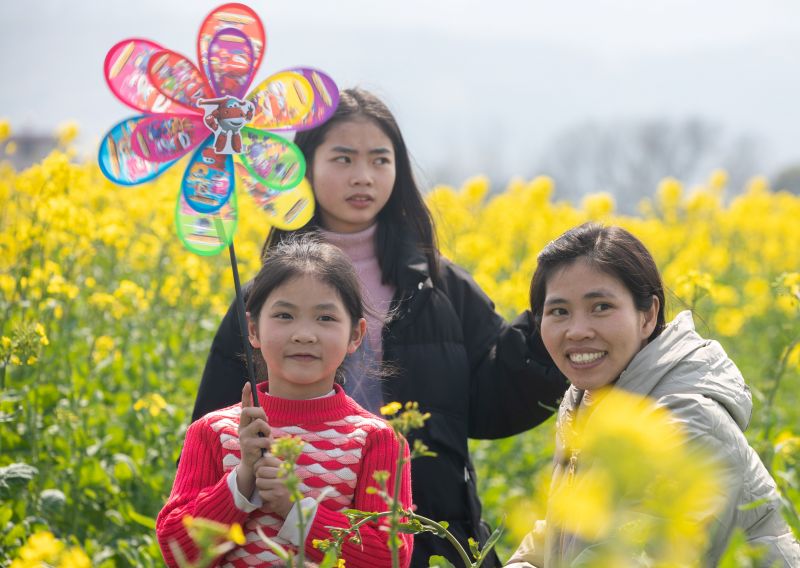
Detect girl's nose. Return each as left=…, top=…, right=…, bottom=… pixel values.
left=291, top=328, right=317, bottom=343
left=351, top=164, right=373, bottom=186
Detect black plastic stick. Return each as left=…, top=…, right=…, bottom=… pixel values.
left=227, top=240, right=260, bottom=410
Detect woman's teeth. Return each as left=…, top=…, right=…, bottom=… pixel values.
left=569, top=351, right=606, bottom=364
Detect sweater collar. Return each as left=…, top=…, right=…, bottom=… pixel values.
left=319, top=224, right=378, bottom=263
left=256, top=382, right=356, bottom=422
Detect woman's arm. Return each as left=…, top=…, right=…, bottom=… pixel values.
left=304, top=426, right=414, bottom=568
left=439, top=260, right=568, bottom=439
left=156, top=420, right=250, bottom=567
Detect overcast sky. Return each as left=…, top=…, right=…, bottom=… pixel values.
left=2, top=0, right=799, bottom=190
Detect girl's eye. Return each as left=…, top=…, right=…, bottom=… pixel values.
left=333, top=155, right=351, bottom=164
left=593, top=303, right=613, bottom=312
left=272, top=312, right=292, bottom=320
left=374, top=156, right=391, bottom=166
left=318, top=315, right=337, bottom=322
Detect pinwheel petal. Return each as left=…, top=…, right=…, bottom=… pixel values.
left=207, top=28, right=257, bottom=98
left=198, top=3, right=265, bottom=92
left=104, top=39, right=194, bottom=115
left=98, top=117, right=179, bottom=185
left=235, top=163, right=314, bottom=230
left=147, top=49, right=215, bottom=110
left=283, top=68, right=340, bottom=131
left=176, top=189, right=237, bottom=256
left=181, top=139, right=235, bottom=214
left=237, top=128, right=305, bottom=190
left=246, top=71, right=315, bottom=131
left=131, top=115, right=209, bottom=162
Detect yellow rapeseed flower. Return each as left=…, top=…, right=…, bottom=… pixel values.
left=133, top=393, right=168, bottom=416
left=17, top=531, right=63, bottom=563
left=227, top=523, right=246, bottom=545
left=549, top=467, right=613, bottom=540
left=0, top=118, right=10, bottom=141
left=5, top=141, right=17, bottom=155
left=56, top=121, right=79, bottom=147
left=713, top=308, right=745, bottom=337
left=1, top=336, right=10, bottom=348
left=380, top=401, right=402, bottom=416
left=657, top=177, right=683, bottom=211
left=708, top=169, right=728, bottom=190
left=581, top=192, right=616, bottom=220
left=58, top=547, right=91, bottom=568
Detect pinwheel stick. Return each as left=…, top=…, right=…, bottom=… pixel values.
left=212, top=217, right=261, bottom=412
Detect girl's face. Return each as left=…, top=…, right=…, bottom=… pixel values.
left=540, top=259, right=658, bottom=394
left=311, top=118, right=396, bottom=233
left=248, top=274, right=366, bottom=400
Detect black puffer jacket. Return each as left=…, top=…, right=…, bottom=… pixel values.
left=191, top=246, right=567, bottom=567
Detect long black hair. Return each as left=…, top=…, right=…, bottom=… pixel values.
left=261, top=88, right=440, bottom=286
left=529, top=223, right=666, bottom=342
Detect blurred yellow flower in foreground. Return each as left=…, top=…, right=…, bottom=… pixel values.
left=547, top=388, right=722, bottom=565
left=380, top=401, right=402, bottom=416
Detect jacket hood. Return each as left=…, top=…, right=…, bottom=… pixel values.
left=613, top=310, right=752, bottom=430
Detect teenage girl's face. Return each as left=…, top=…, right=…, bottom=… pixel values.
left=311, top=118, right=396, bottom=233
left=248, top=274, right=366, bottom=400
left=540, top=259, right=658, bottom=394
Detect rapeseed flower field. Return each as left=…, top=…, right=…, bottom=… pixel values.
left=1, top=122, right=798, bottom=565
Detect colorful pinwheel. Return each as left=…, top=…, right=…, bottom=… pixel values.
left=98, top=3, right=339, bottom=409
left=98, top=2, right=338, bottom=256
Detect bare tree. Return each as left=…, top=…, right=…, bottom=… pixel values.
left=535, top=118, right=762, bottom=211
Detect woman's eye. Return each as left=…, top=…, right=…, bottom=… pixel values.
left=374, top=156, right=391, bottom=165
left=333, top=155, right=351, bottom=164
left=273, top=312, right=292, bottom=319
left=548, top=307, right=568, bottom=317
left=318, top=315, right=336, bottom=322
left=593, top=303, right=612, bottom=312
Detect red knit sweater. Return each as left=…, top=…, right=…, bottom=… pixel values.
left=156, top=383, right=413, bottom=567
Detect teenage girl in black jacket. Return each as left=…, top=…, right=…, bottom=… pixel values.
left=191, top=88, right=567, bottom=567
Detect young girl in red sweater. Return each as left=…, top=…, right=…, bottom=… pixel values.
left=156, top=237, right=413, bottom=567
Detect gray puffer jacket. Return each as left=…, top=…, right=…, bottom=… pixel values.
left=507, top=311, right=800, bottom=567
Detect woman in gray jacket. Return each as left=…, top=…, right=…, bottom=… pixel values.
left=507, top=223, right=799, bottom=567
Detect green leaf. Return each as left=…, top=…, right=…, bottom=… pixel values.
left=428, top=555, right=457, bottom=568
left=128, top=509, right=156, bottom=530
left=475, top=520, right=505, bottom=564
left=317, top=547, right=341, bottom=568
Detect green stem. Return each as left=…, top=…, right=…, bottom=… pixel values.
left=389, top=437, right=407, bottom=568
left=341, top=509, right=473, bottom=568
left=294, top=487, right=306, bottom=568
left=408, top=513, right=473, bottom=567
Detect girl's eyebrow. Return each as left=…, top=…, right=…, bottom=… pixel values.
left=330, top=145, right=392, bottom=155
left=271, top=300, right=341, bottom=311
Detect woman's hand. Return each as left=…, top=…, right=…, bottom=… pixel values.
left=254, top=454, right=293, bottom=518
left=236, top=382, right=272, bottom=497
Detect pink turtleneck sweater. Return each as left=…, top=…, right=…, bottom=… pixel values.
left=320, top=224, right=395, bottom=362
left=320, top=224, right=395, bottom=413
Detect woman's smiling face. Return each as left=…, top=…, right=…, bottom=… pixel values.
left=540, top=258, right=658, bottom=393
